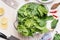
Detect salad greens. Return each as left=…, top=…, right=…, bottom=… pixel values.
left=53, top=34, right=60, bottom=40
left=51, top=19, right=58, bottom=29
left=17, top=2, right=58, bottom=36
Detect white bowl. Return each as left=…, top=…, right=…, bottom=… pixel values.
left=36, top=0, right=54, bottom=4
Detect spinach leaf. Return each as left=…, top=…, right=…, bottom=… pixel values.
left=46, top=16, right=54, bottom=21
left=53, top=34, right=60, bottom=40
left=51, top=19, right=58, bottom=29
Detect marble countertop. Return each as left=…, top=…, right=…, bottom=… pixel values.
left=0, top=0, right=60, bottom=40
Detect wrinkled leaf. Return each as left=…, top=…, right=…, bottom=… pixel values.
left=51, top=19, right=58, bottom=29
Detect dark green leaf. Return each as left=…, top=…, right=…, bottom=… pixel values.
left=46, top=16, right=54, bottom=21
left=53, top=34, right=60, bottom=40
left=51, top=19, right=58, bottom=29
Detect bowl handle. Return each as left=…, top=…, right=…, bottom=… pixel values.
left=13, top=20, right=18, bottom=30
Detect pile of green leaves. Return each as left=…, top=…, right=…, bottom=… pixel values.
left=17, top=2, right=58, bottom=36
left=53, top=34, right=60, bottom=40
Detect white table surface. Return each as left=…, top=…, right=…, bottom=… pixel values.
left=0, top=0, right=60, bottom=40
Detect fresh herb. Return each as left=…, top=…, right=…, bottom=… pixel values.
left=51, top=19, right=58, bottom=29
left=46, top=16, right=54, bottom=20
left=53, top=34, right=60, bottom=40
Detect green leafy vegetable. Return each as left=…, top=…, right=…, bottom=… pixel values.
left=46, top=16, right=54, bottom=20
left=51, top=19, right=58, bottom=29
left=17, top=24, right=29, bottom=36
left=53, top=34, right=60, bottom=40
